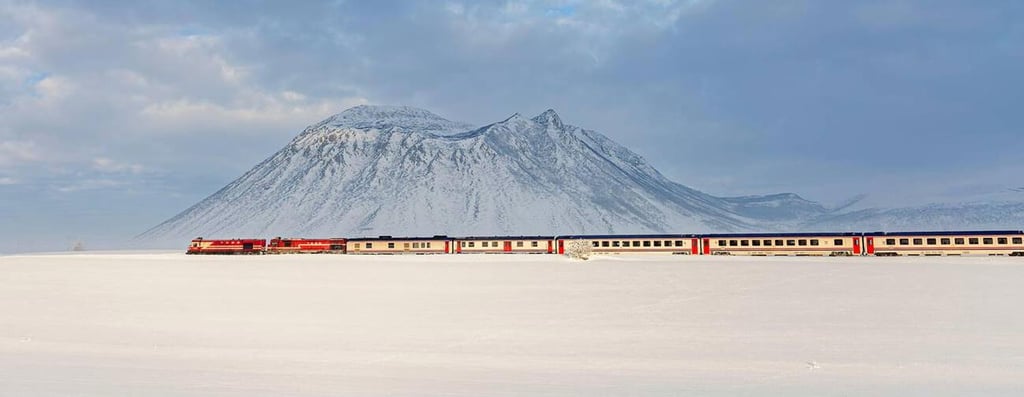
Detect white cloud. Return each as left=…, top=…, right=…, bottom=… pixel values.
left=0, top=140, right=41, bottom=167
left=92, top=157, right=145, bottom=174
left=0, top=176, right=18, bottom=185
left=55, top=178, right=127, bottom=193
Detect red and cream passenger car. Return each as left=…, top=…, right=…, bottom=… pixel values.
left=555, top=234, right=700, bottom=255
left=346, top=236, right=451, bottom=255
left=266, top=238, right=346, bottom=254
left=700, top=233, right=863, bottom=256
left=454, top=236, right=554, bottom=254
left=186, top=237, right=267, bottom=255
left=864, top=231, right=1024, bottom=256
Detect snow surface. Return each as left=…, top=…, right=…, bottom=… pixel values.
left=2, top=252, right=1022, bottom=396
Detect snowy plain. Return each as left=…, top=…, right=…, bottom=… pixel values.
left=1, top=252, right=1022, bottom=396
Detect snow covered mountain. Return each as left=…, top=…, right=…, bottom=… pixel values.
left=140, top=105, right=1023, bottom=243
left=141, top=105, right=832, bottom=241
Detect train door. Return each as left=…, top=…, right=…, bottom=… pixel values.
left=702, top=238, right=710, bottom=255
left=503, top=241, right=512, bottom=252
left=853, top=237, right=861, bottom=255
left=444, top=241, right=450, bottom=254
left=547, top=240, right=553, bottom=254
left=691, top=238, right=699, bottom=255
left=866, top=237, right=875, bottom=255
left=558, top=240, right=565, bottom=255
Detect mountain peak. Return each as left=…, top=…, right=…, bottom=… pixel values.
left=318, top=105, right=473, bottom=135
left=533, top=109, right=563, bottom=129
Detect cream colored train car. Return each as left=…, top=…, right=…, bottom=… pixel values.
left=865, top=231, right=1024, bottom=256
left=555, top=234, right=700, bottom=255
left=701, top=233, right=863, bottom=256
left=454, top=236, right=554, bottom=254
left=346, top=236, right=451, bottom=254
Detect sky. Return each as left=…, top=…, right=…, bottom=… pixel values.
left=1, top=0, right=1023, bottom=252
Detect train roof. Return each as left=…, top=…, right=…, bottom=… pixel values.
left=700, top=232, right=863, bottom=238
left=864, top=230, right=1024, bottom=236
left=555, top=234, right=698, bottom=239
left=346, top=235, right=451, bottom=242
left=456, top=235, right=555, bottom=240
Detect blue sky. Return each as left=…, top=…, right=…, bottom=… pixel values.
left=1, top=0, right=1022, bottom=252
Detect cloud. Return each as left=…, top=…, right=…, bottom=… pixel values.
left=0, top=176, right=17, bottom=185
left=0, top=140, right=41, bottom=167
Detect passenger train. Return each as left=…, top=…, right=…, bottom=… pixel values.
left=186, top=230, right=1024, bottom=257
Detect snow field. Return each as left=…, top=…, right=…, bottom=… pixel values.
left=1, top=253, right=1022, bottom=396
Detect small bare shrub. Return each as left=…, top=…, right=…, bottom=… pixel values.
left=564, top=239, right=593, bottom=260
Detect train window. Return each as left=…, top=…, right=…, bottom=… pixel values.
left=468, top=242, right=475, bottom=247
left=366, top=243, right=373, bottom=249
left=516, top=241, right=523, bottom=247
left=983, top=238, right=994, bottom=245
left=413, top=243, right=419, bottom=248
left=653, top=241, right=662, bottom=247
left=601, top=241, right=609, bottom=247
left=426, top=242, right=431, bottom=248
left=810, top=239, right=819, bottom=246
left=764, top=240, right=772, bottom=246
left=729, top=240, right=738, bottom=246
left=718, top=240, right=727, bottom=246
left=899, top=239, right=909, bottom=245
left=592, top=241, right=600, bottom=247
left=388, top=242, right=395, bottom=249
left=740, top=240, right=749, bottom=246
left=404, top=243, right=410, bottom=249
left=998, top=237, right=1008, bottom=245
left=354, top=243, right=360, bottom=249
left=752, top=240, right=761, bottom=246
left=940, top=238, right=950, bottom=245
left=460, top=241, right=466, bottom=247
left=798, top=240, right=807, bottom=246
left=834, top=239, right=843, bottom=246
left=643, top=241, right=651, bottom=247
left=786, top=240, right=796, bottom=246
left=284, top=241, right=292, bottom=247
left=912, top=239, right=922, bottom=245
left=664, top=240, right=673, bottom=247
left=532, top=241, right=538, bottom=247
left=675, top=240, right=684, bottom=247
left=969, top=238, right=979, bottom=245
left=612, top=241, right=620, bottom=247
left=1014, top=237, right=1023, bottom=245
left=955, top=238, right=964, bottom=245
left=775, top=240, right=784, bottom=246
left=632, top=241, right=640, bottom=247
left=926, top=238, right=936, bottom=245
left=886, top=239, right=895, bottom=245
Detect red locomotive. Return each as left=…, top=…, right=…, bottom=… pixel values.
left=267, top=237, right=346, bottom=254
left=186, top=238, right=266, bottom=255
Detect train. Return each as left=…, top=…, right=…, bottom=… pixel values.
left=186, top=230, right=1024, bottom=257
